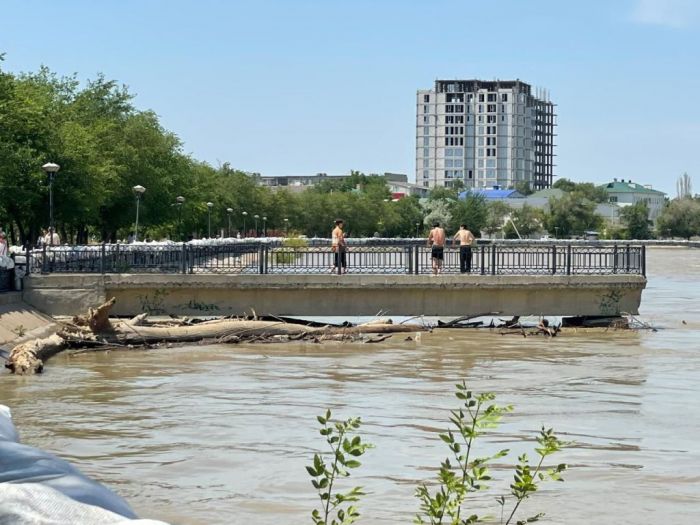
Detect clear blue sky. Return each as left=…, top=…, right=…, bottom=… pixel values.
left=2, top=0, right=698, bottom=196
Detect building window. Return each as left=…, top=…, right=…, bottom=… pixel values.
left=424, top=94, right=430, bottom=103
left=501, top=93, right=508, bottom=102
left=423, top=136, right=429, bottom=146
left=424, top=148, right=429, bottom=157
left=468, top=170, right=473, bottom=179
left=488, top=93, right=497, bottom=102
left=609, top=196, right=618, bottom=202
left=487, top=104, right=496, bottom=112
left=478, top=93, right=485, bottom=102
left=423, top=170, right=429, bottom=178
left=423, top=116, right=428, bottom=123
left=478, top=104, right=484, bottom=113
left=423, top=159, right=429, bottom=168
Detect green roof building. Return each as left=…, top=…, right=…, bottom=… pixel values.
left=599, top=179, right=666, bottom=222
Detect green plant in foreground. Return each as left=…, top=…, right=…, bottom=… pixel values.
left=415, top=381, right=567, bottom=525
left=307, top=410, right=372, bottom=525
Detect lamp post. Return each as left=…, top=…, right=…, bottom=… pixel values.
left=206, top=202, right=214, bottom=238
left=176, top=196, right=185, bottom=241
left=415, top=221, right=421, bottom=238
left=132, top=185, right=146, bottom=241
left=242, top=211, right=248, bottom=238
left=254, top=214, right=259, bottom=237
left=41, top=162, right=60, bottom=246
left=284, top=218, right=289, bottom=237
left=262, top=216, right=267, bottom=237
left=226, top=208, right=233, bottom=237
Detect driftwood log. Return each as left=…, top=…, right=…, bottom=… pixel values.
left=5, top=298, right=428, bottom=375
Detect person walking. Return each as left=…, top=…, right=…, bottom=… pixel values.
left=331, top=219, right=347, bottom=274
left=427, top=221, right=446, bottom=275
left=453, top=223, right=475, bottom=273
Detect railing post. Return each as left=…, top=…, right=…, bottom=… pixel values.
left=414, top=245, right=420, bottom=275
left=480, top=244, right=485, bottom=275
left=259, top=244, right=264, bottom=274
left=625, top=244, right=631, bottom=273
left=490, top=244, right=497, bottom=275
left=182, top=243, right=187, bottom=274
left=551, top=245, right=557, bottom=275
left=114, top=243, right=120, bottom=273
left=407, top=246, right=413, bottom=274
left=264, top=244, right=269, bottom=274
left=100, top=242, right=106, bottom=275
left=25, top=245, right=30, bottom=276
left=613, top=244, right=618, bottom=274
left=641, top=245, right=646, bottom=276
left=42, top=244, right=47, bottom=274
left=566, top=244, right=572, bottom=275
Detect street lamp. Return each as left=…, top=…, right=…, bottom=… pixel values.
left=262, top=216, right=267, bottom=237
left=415, top=221, right=421, bottom=238
left=284, top=218, right=289, bottom=237
left=132, top=185, right=146, bottom=241
left=226, top=208, right=233, bottom=237
left=206, top=202, right=214, bottom=238
left=254, top=214, right=260, bottom=237
left=176, top=196, right=185, bottom=241
left=242, top=211, right=248, bottom=238
left=41, top=162, right=60, bottom=246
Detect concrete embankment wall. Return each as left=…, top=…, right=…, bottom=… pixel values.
left=22, top=273, right=646, bottom=318
left=0, top=292, right=56, bottom=345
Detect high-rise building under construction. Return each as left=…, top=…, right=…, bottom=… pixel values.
left=416, top=79, right=555, bottom=190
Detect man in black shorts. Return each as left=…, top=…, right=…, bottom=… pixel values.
left=427, top=221, right=446, bottom=275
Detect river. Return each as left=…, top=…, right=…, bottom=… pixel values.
left=1, top=247, right=698, bottom=524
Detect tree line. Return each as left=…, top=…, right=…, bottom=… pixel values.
left=1, top=57, right=698, bottom=244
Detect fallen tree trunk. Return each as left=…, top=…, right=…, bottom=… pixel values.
left=5, top=298, right=428, bottom=375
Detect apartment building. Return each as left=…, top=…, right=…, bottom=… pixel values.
left=416, top=79, right=555, bottom=190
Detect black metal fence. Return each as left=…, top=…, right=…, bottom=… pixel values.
left=26, top=241, right=646, bottom=276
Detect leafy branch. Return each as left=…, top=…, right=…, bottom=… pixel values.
left=307, top=410, right=372, bottom=525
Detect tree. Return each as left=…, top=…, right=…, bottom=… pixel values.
left=514, top=180, right=534, bottom=196
left=553, top=178, right=608, bottom=203
left=449, top=192, right=488, bottom=235
left=483, top=201, right=511, bottom=238
left=504, top=204, right=543, bottom=239
left=620, top=201, right=651, bottom=239
left=656, top=198, right=700, bottom=239
left=677, top=172, right=693, bottom=199
left=543, top=194, right=603, bottom=238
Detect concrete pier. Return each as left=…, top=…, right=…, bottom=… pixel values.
left=22, top=273, right=647, bottom=317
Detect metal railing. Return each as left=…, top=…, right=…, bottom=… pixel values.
left=26, top=241, right=646, bottom=277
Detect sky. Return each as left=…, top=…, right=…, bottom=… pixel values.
left=1, top=0, right=699, bottom=196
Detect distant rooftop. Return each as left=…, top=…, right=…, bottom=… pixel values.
left=459, top=188, right=523, bottom=200
left=600, top=179, right=666, bottom=195
left=435, top=79, right=531, bottom=94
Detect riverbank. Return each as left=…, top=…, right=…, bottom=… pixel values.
left=0, top=293, right=57, bottom=347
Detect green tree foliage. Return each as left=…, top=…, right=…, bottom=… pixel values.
left=619, top=201, right=651, bottom=240
left=0, top=60, right=432, bottom=242
left=504, top=204, right=543, bottom=239
left=552, top=178, right=608, bottom=203
left=514, top=180, right=534, bottom=196
left=449, top=193, right=488, bottom=235
left=483, top=201, right=511, bottom=238
left=656, top=198, right=700, bottom=239
left=543, top=194, right=603, bottom=238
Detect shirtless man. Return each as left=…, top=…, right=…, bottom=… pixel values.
left=427, top=221, right=446, bottom=275
left=331, top=219, right=347, bottom=274
left=453, top=224, right=475, bottom=273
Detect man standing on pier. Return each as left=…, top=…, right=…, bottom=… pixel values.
left=453, top=224, right=475, bottom=273
left=331, top=219, right=347, bottom=274
left=427, top=221, right=446, bottom=275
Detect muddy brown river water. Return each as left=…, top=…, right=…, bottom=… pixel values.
left=1, top=247, right=699, bottom=524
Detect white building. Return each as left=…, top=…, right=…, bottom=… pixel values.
left=416, top=79, right=555, bottom=190
left=600, top=179, right=667, bottom=223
